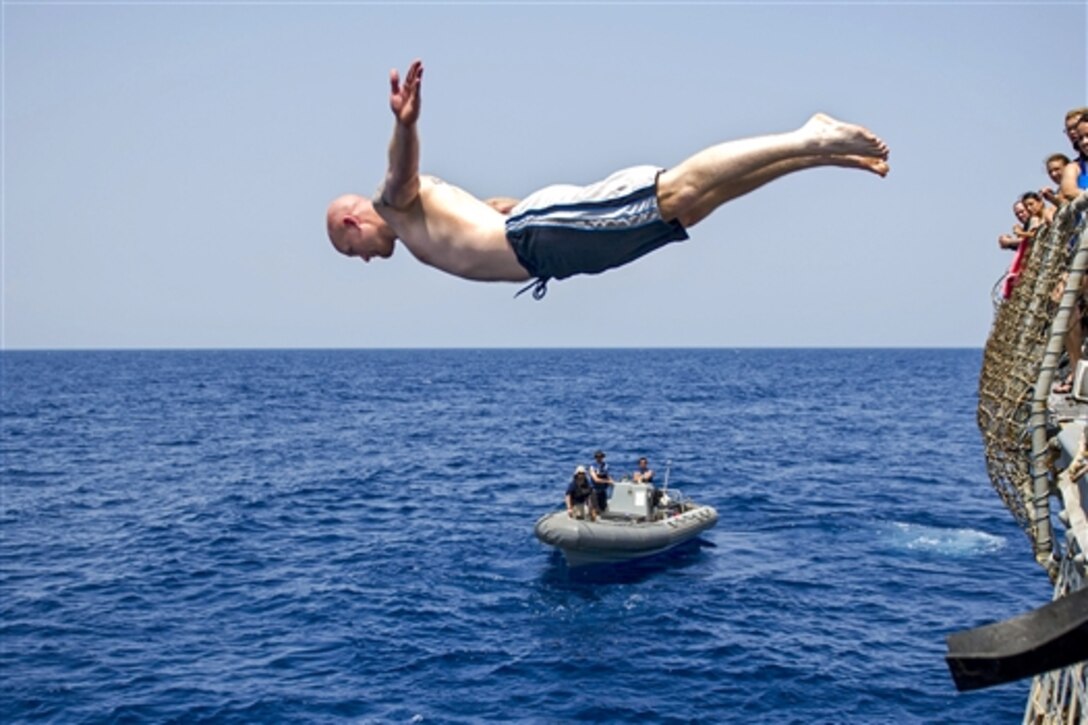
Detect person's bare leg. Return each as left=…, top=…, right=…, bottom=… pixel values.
left=657, top=113, right=888, bottom=227
left=1066, top=319, right=1083, bottom=390
left=677, top=154, right=888, bottom=226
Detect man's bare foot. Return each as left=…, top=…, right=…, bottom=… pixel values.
left=828, top=154, right=890, bottom=177
left=803, top=113, right=889, bottom=160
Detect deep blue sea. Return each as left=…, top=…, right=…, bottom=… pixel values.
left=0, top=349, right=1056, bottom=723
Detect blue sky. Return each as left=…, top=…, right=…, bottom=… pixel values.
left=3, top=1, right=1086, bottom=348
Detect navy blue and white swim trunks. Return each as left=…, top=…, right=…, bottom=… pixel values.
left=505, top=165, right=689, bottom=297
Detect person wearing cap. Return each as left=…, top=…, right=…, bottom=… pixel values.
left=565, top=466, right=596, bottom=520
left=589, top=450, right=613, bottom=513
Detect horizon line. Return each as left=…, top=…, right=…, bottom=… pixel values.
left=0, top=344, right=985, bottom=353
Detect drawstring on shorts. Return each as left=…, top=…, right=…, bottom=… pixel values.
left=515, top=278, right=549, bottom=300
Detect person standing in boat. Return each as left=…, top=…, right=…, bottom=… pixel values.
left=589, top=450, right=613, bottom=513
left=565, top=466, right=597, bottom=520
left=632, top=457, right=666, bottom=511
left=632, top=457, right=655, bottom=484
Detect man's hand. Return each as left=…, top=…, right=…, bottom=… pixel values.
left=390, top=59, right=423, bottom=126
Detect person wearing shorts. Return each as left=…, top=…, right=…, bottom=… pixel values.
left=566, top=467, right=596, bottom=520
left=326, top=59, right=890, bottom=299
left=504, top=166, right=689, bottom=298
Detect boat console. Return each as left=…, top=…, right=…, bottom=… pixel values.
left=607, top=481, right=654, bottom=518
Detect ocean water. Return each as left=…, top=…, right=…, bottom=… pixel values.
left=0, top=349, right=1055, bottom=723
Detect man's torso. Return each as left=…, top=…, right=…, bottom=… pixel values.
left=567, top=479, right=592, bottom=503
left=377, top=176, right=530, bottom=281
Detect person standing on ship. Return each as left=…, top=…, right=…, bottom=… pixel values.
left=1059, top=112, right=1088, bottom=203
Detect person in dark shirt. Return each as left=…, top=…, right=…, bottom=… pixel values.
left=565, top=466, right=596, bottom=520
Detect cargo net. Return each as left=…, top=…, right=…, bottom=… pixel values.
left=978, top=205, right=1087, bottom=560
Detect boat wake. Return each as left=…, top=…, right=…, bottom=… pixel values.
left=884, top=522, right=1006, bottom=556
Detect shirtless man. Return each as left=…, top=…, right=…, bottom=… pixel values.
left=326, top=59, right=890, bottom=298
left=998, top=200, right=1032, bottom=250
left=1041, top=153, right=1070, bottom=210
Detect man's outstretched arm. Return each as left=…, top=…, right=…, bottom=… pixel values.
left=381, top=59, right=423, bottom=210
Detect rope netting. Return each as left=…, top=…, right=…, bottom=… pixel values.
left=978, top=195, right=1088, bottom=565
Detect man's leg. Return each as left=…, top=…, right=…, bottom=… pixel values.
left=1063, top=311, right=1084, bottom=392
left=1057, top=290, right=1087, bottom=394
left=671, top=154, right=888, bottom=226
left=657, top=113, right=888, bottom=227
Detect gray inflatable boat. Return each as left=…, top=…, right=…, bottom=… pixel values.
left=534, top=480, right=718, bottom=567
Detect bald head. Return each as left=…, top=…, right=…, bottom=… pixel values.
left=325, top=194, right=395, bottom=261
left=325, top=194, right=366, bottom=252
